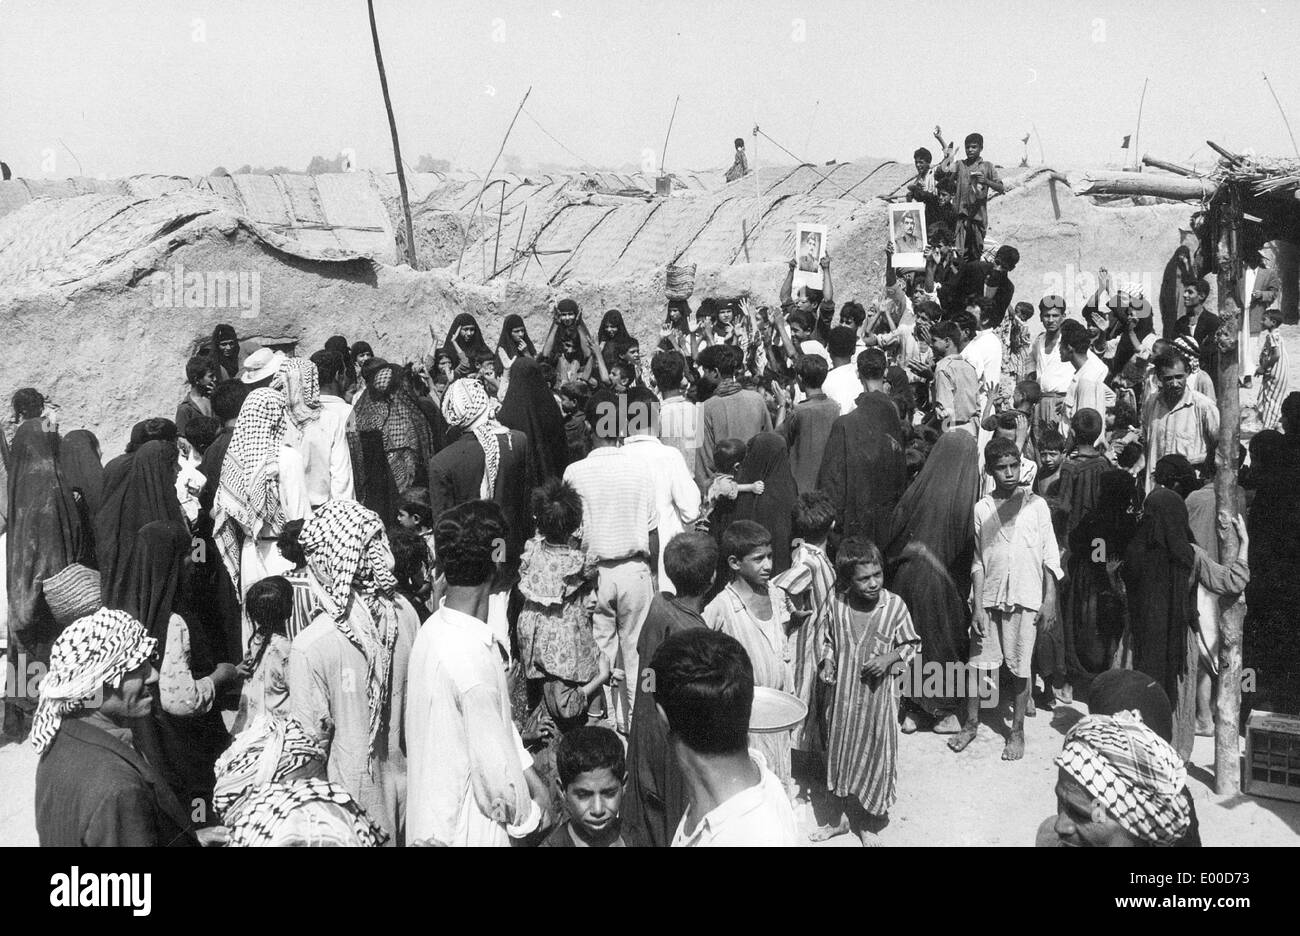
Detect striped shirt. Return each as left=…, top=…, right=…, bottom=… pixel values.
left=563, top=446, right=659, bottom=562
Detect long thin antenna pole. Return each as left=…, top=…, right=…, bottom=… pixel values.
left=367, top=0, right=417, bottom=268
left=458, top=86, right=531, bottom=275
left=660, top=95, right=681, bottom=175
left=1263, top=72, right=1300, bottom=158
left=1133, top=77, right=1149, bottom=170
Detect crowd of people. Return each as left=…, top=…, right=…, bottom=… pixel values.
left=3, top=132, right=1298, bottom=848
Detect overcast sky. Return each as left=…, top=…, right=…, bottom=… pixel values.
left=3, top=0, right=1297, bottom=179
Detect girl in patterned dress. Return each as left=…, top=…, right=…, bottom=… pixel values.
left=516, top=479, right=608, bottom=729
left=1255, top=306, right=1289, bottom=431
left=813, top=536, right=920, bottom=846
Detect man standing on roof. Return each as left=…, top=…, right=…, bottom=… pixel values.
left=936, top=132, right=1005, bottom=262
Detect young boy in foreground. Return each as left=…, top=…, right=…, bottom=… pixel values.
left=949, top=437, right=1062, bottom=761
left=542, top=725, right=634, bottom=847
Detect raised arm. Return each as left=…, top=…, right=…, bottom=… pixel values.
left=780, top=257, right=796, bottom=305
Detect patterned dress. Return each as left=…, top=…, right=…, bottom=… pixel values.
left=516, top=537, right=598, bottom=683
left=824, top=589, right=920, bottom=815
left=704, top=582, right=795, bottom=785
left=1257, top=329, right=1289, bottom=431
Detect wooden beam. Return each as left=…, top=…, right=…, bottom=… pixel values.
left=1073, top=171, right=1217, bottom=201
left=1214, top=184, right=1245, bottom=796
left=1141, top=154, right=1199, bottom=178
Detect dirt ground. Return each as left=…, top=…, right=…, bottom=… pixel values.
left=3, top=690, right=1297, bottom=846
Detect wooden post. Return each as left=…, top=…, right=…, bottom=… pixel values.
left=367, top=0, right=418, bottom=269
left=1214, top=183, right=1245, bottom=796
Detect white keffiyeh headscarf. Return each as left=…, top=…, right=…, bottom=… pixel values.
left=271, top=357, right=322, bottom=434
left=298, top=500, right=399, bottom=759
left=213, top=714, right=325, bottom=824
left=213, top=388, right=288, bottom=587
left=441, top=378, right=506, bottom=498
left=31, top=609, right=157, bottom=755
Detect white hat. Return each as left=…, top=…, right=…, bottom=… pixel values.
left=240, top=348, right=286, bottom=384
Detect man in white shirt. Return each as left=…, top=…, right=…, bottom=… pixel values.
left=958, top=303, right=1003, bottom=422
left=564, top=390, right=660, bottom=731
left=654, top=628, right=799, bottom=847
left=304, top=349, right=356, bottom=508
left=1057, top=319, right=1113, bottom=440
left=821, top=326, right=863, bottom=414
left=651, top=349, right=700, bottom=468
left=406, top=500, right=550, bottom=846
left=1027, top=295, right=1074, bottom=439
left=624, top=387, right=701, bottom=595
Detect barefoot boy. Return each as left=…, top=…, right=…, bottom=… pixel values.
left=949, top=437, right=1062, bottom=761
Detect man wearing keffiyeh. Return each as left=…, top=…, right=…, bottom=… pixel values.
left=33, top=609, right=217, bottom=845
left=1052, top=711, right=1193, bottom=847
left=286, top=498, right=418, bottom=845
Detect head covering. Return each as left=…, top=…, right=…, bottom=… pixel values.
left=213, top=715, right=326, bottom=823
left=1122, top=487, right=1197, bottom=714
left=60, top=430, right=105, bottom=517
left=6, top=420, right=82, bottom=659
left=94, top=439, right=183, bottom=606
left=240, top=348, right=287, bottom=384
left=352, top=364, right=434, bottom=513
left=270, top=357, right=321, bottom=433
left=299, top=500, right=399, bottom=757
left=1056, top=711, right=1192, bottom=846
left=213, top=388, right=287, bottom=586
left=732, top=433, right=799, bottom=575
left=226, top=778, right=388, bottom=847
left=442, top=378, right=506, bottom=498
left=497, top=356, right=568, bottom=483
left=31, top=608, right=156, bottom=755
left=1088, top=669, right=1174, bottom=743
left=597, top=310, right=634, bottom=368
left=882, top=428, right=981, bottom=666
left=1171, top=335, right=1202, bottom=373
left=43, top=563, right=104, bottom=628
left=496, top=314, right=537, bottom=360
left=442, top=313, right=491, bottom=368
left=116, top=520, right=191, bottom=663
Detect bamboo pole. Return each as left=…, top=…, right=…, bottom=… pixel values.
left=457, top=87, right=531, bottom=276
left=367, top=0, right=418, bottom=269
left=1074, top=171, right=1217, bottom=201
left=1214, top=183, right=1245, bottom=796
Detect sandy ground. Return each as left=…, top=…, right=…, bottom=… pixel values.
left=3, top=692, right=1297, bottom=847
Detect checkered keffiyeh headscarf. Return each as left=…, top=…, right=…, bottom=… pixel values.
left=1171, top=335, right=1202, bottom=373
left=226, top=779, right=388, bottom=847
left=271, top=357, right=322, bottom=433
left=31, top=609, right=156, bottom=755
left=441, top=377, right=504, bottom=498
left=1055, top=711, right=1192, bottom=846
left=299, top=499, right=399, bottom=757
left=214, top=388, right=288, bottom=586
left=213, top=714, right=325, bottom=823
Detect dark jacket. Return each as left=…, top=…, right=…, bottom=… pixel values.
left=427, top=427, right=534, bottom=569
left=35, top=717, right=199, bottom=847
left=816, top=391, right=907, bottom=544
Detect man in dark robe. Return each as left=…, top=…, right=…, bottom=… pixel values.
left=427, top=379, right=533, bottom=573
left=623, top=532, right=716, bottom=847
left=816, top=349, right=907, bottom=545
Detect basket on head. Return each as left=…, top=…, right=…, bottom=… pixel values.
left=665, top=262, right=697, bottom=301
left=43, top=563, right=103, bottom=628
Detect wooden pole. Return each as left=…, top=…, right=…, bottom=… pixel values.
left=1141, top=154, right=1199, bottom=178
left=458, top=86, right=531, bottom=275
left=1132, top=78, right=1149, bottom=171
left=1214, top=183, right=1245, bottom=796
left=1074, top=171, right=1217, bottom=201
left=660, top=95, right=681, bottom=176
left=367, top=0, right=418, bottom=269
left=493, top=179, right=506, bottom=276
